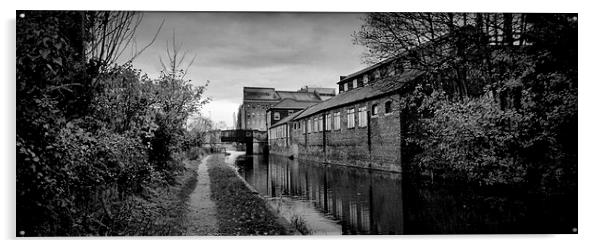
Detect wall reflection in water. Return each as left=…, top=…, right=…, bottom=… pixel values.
left=237, top=155, right=402, bottom=234
left=235, top=154, right=576, bottom=235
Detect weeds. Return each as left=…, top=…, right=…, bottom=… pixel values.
left=207, top=155, right=289, bottom=235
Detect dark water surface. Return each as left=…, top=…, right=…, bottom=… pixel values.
left=233, top=153, right=576, bottom=235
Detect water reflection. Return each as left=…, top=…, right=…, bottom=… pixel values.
left=234, top=154, right=576, bottom=235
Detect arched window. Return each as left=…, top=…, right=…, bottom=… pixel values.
left=385, top=101, right=392, bottom=114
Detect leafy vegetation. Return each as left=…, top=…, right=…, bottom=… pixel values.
left=355, top=13, right=577, bottom=194
left=16, top=11, right=209, bottom=236
left=206, top=155, right=290, bottom=235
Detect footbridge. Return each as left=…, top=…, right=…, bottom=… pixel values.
left=220, top=129, right=267, bottom=155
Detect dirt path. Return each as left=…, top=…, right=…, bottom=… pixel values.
left=184, top=155, right=219, bottom=235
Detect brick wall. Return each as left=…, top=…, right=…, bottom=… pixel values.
left=269, top=93, right=403, bottom=172
left=240, top=102, right=272, bottom=131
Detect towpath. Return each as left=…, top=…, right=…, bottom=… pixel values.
left=183, top=156, right=219, bottom=235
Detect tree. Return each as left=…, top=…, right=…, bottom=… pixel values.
left=16, top=11, right=209, bottom=236
left=148, top=32, right=210, bottom=176
left=353, top=13, right=529, bottom=99
left=86, top=11, right=164, bottom=72
left=354, top=13, right=577, bottom=192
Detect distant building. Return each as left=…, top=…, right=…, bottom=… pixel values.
left=236, top=86, right=334, bottom=131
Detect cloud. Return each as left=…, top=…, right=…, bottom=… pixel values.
left=130, top=12, right=368, bottom=127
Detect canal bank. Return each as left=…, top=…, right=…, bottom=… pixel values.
left=206, top=153, right=296, bottom=235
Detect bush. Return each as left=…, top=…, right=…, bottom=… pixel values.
left=16, top=11, right=208, bottom=236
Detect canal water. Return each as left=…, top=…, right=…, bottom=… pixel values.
left=232, top=153, right=576, bottom=235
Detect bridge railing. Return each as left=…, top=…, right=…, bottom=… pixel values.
left=220, top=129, right=267, bottom=143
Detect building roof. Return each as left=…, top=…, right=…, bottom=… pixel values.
left=242, top=87, right=280, bottom=101
left=268, top=98, right=320, bottom=110
left=295, top=69, right=424, bottom=120
left=275, top=91, right=322, bottom=102
left=299, top=86, right=337, bottom=96
left=337, top=57, right=397, bottom=85
left=241, top=87, right=326, bottom=103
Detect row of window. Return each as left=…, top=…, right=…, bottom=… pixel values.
left=339, top=63, right=402, bottom=92
left=290, top=100, right=394, bottom=134
left=269, top=124, right=287, bottom=139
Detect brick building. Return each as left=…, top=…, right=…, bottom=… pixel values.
left=268, top=59, right=424, bottom=172
left=236, top=86, right=333, bottom=131
left=266, top=98, right=321, bottom=130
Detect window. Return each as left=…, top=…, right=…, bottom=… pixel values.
left=274, top=112, right=280, bottom=120
left=314, top=117, right=318, bottom=132
left=347, top=108, right=355, bottom=128
left=307, top=119, right=311, bottom=133
left=371, top=104, right=379, bottom=116
left=352, top=79, right=358, bottom=89
left=385, top=101, right=392, bottom=114
left=333, top=112, right=341, bottom=130
left=358, top=106, right=367, bottom=127
left=374, top=69, right=381, bottom=79
left=288, top=110, right=294, bottom=114
left=363, top=74, right=369, bottom=85
left=343, top=83, right=348, bottom=92
left=326, top=113, right=332, bottom=131
left=318, top=116, right=323, bottom=131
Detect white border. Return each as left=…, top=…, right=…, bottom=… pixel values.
left=2, top=1, right=600, bottom=248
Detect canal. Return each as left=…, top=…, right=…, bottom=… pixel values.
left=232, top=153, right=577, bottom=235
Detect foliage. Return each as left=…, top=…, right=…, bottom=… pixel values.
left=356, top=13, right=577, bottom=193
left=17, top=11, right=209, bottom=236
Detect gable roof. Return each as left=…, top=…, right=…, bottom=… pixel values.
left=295, top=69, right=424, bottom=120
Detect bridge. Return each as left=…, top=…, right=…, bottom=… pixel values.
left=220, top=129, right=268, bottom=155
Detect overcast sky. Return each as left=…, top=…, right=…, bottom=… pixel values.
left=130, top=12, right=368, bottom=128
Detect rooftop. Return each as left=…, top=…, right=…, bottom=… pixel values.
left=336, top=57, right=397, bottom=85
left=275, top=91, right=322, bottom=102
left=295, top=69, right=424, bottom=120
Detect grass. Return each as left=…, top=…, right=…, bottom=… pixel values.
left=117, top=156, right=200, bottom=236
left=207, top=155, right=290, bottom=235
left=290, top=214, right=313, bottom=235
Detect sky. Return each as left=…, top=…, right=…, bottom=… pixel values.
left=129, top=12, right=368, bottom=128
